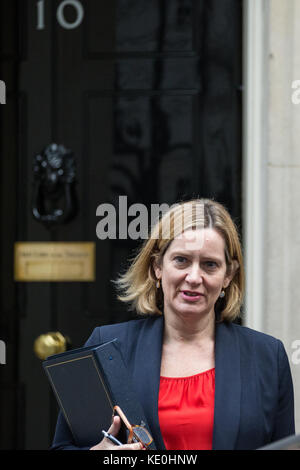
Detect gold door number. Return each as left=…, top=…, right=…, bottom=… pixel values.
left=37, top=0, right=84, bottom=30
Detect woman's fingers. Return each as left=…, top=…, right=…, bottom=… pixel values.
left=90, top=415, right=144, bottom=450
left=114, top=442, right=144, bottom=451
left=107, top=415, right=121, bottom=436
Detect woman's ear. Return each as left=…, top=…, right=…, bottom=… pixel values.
left=152, top=257, right=162, bottom=280
left=154, top=265, right=162, bottom=280
left=224, top=260, right=239, bottom=288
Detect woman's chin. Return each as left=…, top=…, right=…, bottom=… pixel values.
left=171, top=302, right=209, bottom=318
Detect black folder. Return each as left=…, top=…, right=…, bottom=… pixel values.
left=43, top=338, right=156, bottom=449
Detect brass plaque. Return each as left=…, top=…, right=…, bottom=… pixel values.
left=14, top=242, right=95, bottom=282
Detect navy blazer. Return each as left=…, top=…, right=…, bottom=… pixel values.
left=51, top=315, right=295, bottom=450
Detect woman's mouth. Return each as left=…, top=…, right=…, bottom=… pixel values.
left=180, top=291, right=204, bottom=301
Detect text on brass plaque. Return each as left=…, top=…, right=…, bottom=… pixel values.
left=14, top=242, right=95, bottom=282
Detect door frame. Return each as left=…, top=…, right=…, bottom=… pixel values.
left=242, top=0, right=269, bottom=331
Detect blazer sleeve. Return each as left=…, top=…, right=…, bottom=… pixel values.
left=271, top=340, right=295, bottom=442
left=50, top=327, right=102, bottom=450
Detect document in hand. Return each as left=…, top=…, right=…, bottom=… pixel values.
left=43, top=338, right=156, bottom=449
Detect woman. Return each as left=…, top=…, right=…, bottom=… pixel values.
left=51, top=198, right=295, bottom=450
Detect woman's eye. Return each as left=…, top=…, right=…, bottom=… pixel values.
left=204, top=261, right=218, bottom=269
left=174, top=256, right=187, bottom=264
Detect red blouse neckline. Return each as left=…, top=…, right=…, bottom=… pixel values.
left=160, top=367, right=215, bottom=380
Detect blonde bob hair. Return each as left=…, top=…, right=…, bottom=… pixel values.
left=115, top=198, right=245, bottom=322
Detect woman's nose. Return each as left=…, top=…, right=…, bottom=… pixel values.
left=185, top=265, right=204, bottom=284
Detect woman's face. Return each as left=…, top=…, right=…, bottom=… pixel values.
left=154, top=228, right=234, bottom=321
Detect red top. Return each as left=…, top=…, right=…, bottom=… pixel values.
left=158, top=368, right=215, bottom=450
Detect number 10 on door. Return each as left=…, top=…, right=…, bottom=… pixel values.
left=37, top=0, right=84, bottom=30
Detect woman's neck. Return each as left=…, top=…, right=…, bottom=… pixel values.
left=163, top=309, right=215, bottom=346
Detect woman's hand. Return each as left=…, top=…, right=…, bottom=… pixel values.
left=90, top=416, right=144, bottom=450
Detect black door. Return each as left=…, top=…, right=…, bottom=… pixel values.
left=0, top=0, right=242, bottom=449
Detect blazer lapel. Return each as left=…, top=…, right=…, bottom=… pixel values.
left=212, top=321, right=241, bottom=449
left=131, top=315, right=166, bottom=450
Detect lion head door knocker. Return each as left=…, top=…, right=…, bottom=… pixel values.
left=32, top=143, right=78, bottom=228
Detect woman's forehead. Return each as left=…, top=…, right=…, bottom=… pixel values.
left=167, top=228, right=226, bottom=254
